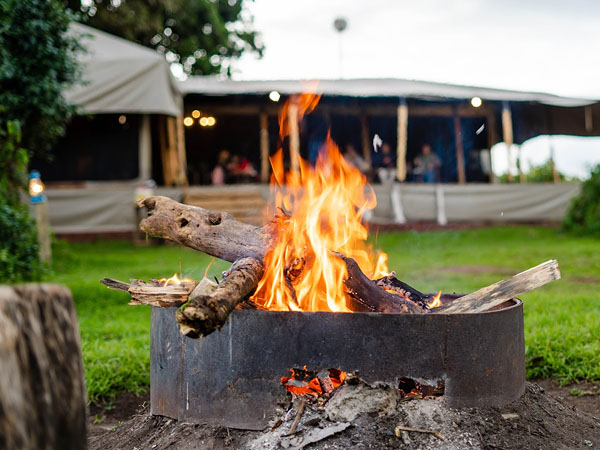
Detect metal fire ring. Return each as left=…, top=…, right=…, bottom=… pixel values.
left=150, top=295, right=525, bottom=430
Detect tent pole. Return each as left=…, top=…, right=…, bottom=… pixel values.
left=502, top=102, right=515, bottom=182
left=260, top=112, right=270, bottom=183
left=361, top=113, right=371, bottom=167
left=453, top=110, right=466, bottom=184
left=288, top=103, right=300, bottom=174
left=138, top=114, right=152, bottom=181
left=396, top=99, right=408, bottom=181
left=159, top=116, right=173, bottom=186
left=176, top=116, right=189, bottom=187
left=486, top=112, right=497, bottom=183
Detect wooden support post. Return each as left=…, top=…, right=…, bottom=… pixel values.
left=166, top=117, right=180, bottom=186
left=288, top=103, right=300, bottom=173
left=176, top=115, right=189, bottom=186
left=396, top=100, right=408, bottom=181
left=486, top=112, right=497, bottom=183
left=0, top=284, right=87, bottom=449
left=585, top=105, right=593, bottom=132
left=361, top=113, right=371, bottom=166
left=34, top=202, right=51, bottom=264
left=260, top=112, right=270, bottom=183
left=159, top=116, right=173, bottom=186
left=453, top=111, right=466, bottom=184
left=549, top=137, right=560, bottom=184
left=138, top=114, right=152, bottom=180
left=502, top=102, right=515, bottom=182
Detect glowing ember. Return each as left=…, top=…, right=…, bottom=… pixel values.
left=281, top=367, right=347, bottom=397
left=251, top=93, right=389, bottom=312
left=428, top=290, right=443, bottom=309
left=158, top=273, right=194, bottom=286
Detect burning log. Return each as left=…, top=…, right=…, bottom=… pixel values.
left=433, top=259, right=560, bottom=314
left=176, top=257, right=265, bottom=338
left=332, top=252, right=426, bottom=314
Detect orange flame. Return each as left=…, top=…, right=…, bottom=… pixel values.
left=158, top=273, right=194, bottom=286
left=428, top=290, right=443, bottom=309
left=250, top=93, right=389, bottom=312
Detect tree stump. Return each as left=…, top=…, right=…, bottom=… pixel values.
left=0, top=284, right=87, bottom=450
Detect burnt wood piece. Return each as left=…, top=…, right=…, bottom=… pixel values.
left=176, top=257, right=265, bottom=338
left=138, top=196, right=273, bottom=263
left=434, top=259, right=560, bottom=314
left=332, top=252, right=426, bottom=314
left=100, top=278, right=198, bottom=307
left=375, top=272, right=431, bottom=309
left=0, top=284, right=87, bottom=450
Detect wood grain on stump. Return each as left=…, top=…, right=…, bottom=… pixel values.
left=0, top=284, right=87, bottom=450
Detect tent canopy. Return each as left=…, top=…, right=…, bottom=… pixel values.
left=65, top=23, right=182, bottom=116
left=180, top=77, right=596, bottom=108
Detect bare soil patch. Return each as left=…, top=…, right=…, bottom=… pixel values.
left=88, top=382, right=600, bottom=449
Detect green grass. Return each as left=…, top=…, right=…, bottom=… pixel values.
left=46, top=226, right=600, bottom=403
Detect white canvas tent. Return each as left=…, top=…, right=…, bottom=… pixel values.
left=66, top=22, right=182, bottom=116
left=62, top=23, right=186, bottom=185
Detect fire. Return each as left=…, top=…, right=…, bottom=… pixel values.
left=428, top=290, right=443, bottom=309
left=281, top=367, right=347, bottom=397
left=250, top=93, right=389, bottom=312
left=158, top=273, right=194, bottom=286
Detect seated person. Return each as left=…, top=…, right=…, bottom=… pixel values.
left=211, top=149, right=230, bottom=185
left=373, top=142, right=396, bottom=184
left=413, top=143, right=441, bottom=183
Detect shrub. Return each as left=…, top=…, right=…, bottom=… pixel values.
left=563, top=164, right=600, bottom=235
left=0, top=203, right=43, bottom=282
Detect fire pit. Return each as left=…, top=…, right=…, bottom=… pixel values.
left=150, top=294, right=524, bottom=430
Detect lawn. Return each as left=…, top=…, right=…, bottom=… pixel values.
left=46, top=226, right=600, bottom=404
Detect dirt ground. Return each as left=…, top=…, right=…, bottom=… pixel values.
left=89, top=381, right=600, bottom=450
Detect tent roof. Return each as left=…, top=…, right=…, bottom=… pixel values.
left=180, top=77, right=597, bottom=108
left=65, top=23, right=182, bottom=116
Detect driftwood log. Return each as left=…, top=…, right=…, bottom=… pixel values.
left=0, top=284, right=87, bottom=450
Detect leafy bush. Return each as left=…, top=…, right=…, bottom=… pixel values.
left=0, top=203, right=43, bottom=282
left=563, top=164, right=600, bottom=235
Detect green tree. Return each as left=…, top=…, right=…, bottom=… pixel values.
left=67, top=0, right=263, bottom=76
left=0, top=0, right=81, bottom=160
left=0, top=0, right=81, bottom=281
left=563, top=164, right=600, bottom=236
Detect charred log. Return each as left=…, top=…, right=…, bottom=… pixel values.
left=176, top=257, right=265, bottom=338
left=375, top=273, right=431, bottom=310
left=332, top=252, right=426, bottom=314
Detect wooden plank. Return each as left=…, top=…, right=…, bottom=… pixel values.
left=453, top=112, right=466, bottom=184
left=396, top=101, right=408, bottom=181
left=434, top=260, right=560, bottom=314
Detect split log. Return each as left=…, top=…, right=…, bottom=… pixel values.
left=0, top=284, right=87, bottom=450
left=374, top=272, right=430, bottom=310
left=332, top=252, right=426, bottom=314
left=138, top=196, right=273, bottom=262
left=176, top=257, right=265, bottom=338
left=434, top=259, right=561, bottom=314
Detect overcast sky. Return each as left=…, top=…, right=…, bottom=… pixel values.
left=231, top=0, right=600, bottom=178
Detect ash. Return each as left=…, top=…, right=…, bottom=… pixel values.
left=90, top=383, right=600, bottom=450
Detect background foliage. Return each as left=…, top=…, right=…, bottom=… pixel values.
left=0, top=0, right=80, bottom=282
left=563, top=164, right=600, bottom=235
left=67, top=0, right=263, bottom=76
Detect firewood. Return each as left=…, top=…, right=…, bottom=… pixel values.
left=374, top=273, right=431, bottom=310
left=176, top=257, right=265, bottom=338
left=138, top=196, right=273, bottom=263
left=433, top=260, right=560, bottom=314
left=332, top=252, right=426, bottom=314
left=100, top=277, right=198, bottom=307
left=0, top=284, right=87, bottom=450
